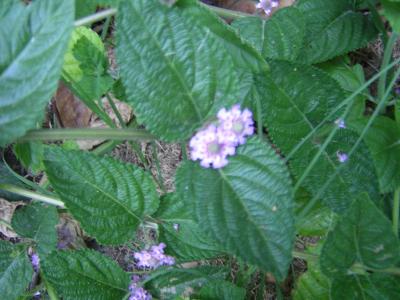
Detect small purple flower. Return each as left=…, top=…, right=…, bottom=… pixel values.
left=173, top=223, right=179, bottom=231
left=217, top=104, right=255, bottom=146
left=31, top=253, right=40, bottom=272
left=335, top=118, right=346, bottom=129
left=134, top=243, right=175, bottom=269
left=336, top=151, right=349, bottom=163
left=256, top=0, right=279, bottom=15
left=129, top=275, right=152, bottom=300
left=189, top=124, right=236, bottom=169
left=395, top=87, right=400, bottom=95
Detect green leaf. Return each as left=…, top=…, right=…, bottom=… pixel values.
left=0, top=241, right=33, bottom=300
left=349, top=116, right=400, bottom=193
left=145, top=266, right=228, bottom=300
left=0, top=162, right=27, bottom=201
left=231, top=7, right=306, bottom=62
left=197, top=281, right=246, bottom=300
left=295, top=189, right=336, bottom=236
left=116, top=0, right=266, bottom=141
left=42, top=249, right=130, bottom=300
left=12, top=202, right=58, bottom=257
left=62, top=27, right=113, bottom=102
left=256, top=61, right=380, bottom=212
left=0, top=0, right=73, bottom=146
left=382, top=0, right=400, bottom=33
left=155, top=193, right=224, bottom=261
left=321, top=194, right=400, bottom=278
left=13, top=142, right=44, bottom=174
left=296, top=0, right=377, bottom=64
left=44, top=147, right=159, bottom=245
left=75, top=0, right=120, bottom=19
left=176, top=137, right=294, bottom=280
left=330, top=274, right=400, bottom=299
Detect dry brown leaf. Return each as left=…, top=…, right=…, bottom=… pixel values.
left=57, top=213, right=86, bottom=250
left=0, top=198, right=24, bottom=238
left=54, top=82, right=92, bottom=128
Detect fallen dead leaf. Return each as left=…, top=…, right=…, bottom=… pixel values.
left=57, top=213, right=86, bottom=250
left=0, top=198, right=24, bottom=238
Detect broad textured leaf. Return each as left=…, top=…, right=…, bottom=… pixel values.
left=0, top=241, right=33, bottom=300
left=176, top=137, right=294, bottom=280
left=231, top=7, right=306, bottom=61
left=42, top=250, right=130, bottom=300
left=62, top=27, right=113, bottom=102
left=321, top=195, right=400, bottom=277
left=382, top=0, right=400, bottom=33
left=197, top=281, right=246, bottom=300
left=350, top=116, right=400, bottom=193
left=145, top=266, right=228, bottom=300
left=296, top=0, right=377, bottom=63
left=256, top=61, right=379, bottom=212
left=155, top=193, right=224, bottom=261
left=295, top=189, right=336, bottom=236
left=44, top=147, right=159, bottom=244
left=116, top=0, right=266, bottom=141
left=0, top=0, right=73, bottom=146
left=330, top=274, right=400, bottom=300
left=12, top=202, right=58, bottom=257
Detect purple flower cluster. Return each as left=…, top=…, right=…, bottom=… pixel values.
left=129, top=275, right=152, bottom=300
left=189, top=104, right=254, bottom=169
left=133, top=243, right=175, bottom=269
left=31, top=253, right=40, bottom=272
left=256, top=0, right=279, bottom=15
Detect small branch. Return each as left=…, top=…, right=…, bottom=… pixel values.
left=201, top=3, right=252, bottom=19
left=17, top=128, right=155, bottom=142
left=74, top=8, right=117, bottom=27
left=0, top=184, right=65, bottom=208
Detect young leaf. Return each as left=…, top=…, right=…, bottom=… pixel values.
left=296, top=0, right=377, bottom=64
left=256, top=61, right=379, bottom=212
left=321, top=194, right=400, bottom=277
left=116, top=0, right=266, bottom=141
left=176, top=137, right=294, bottom=281
left=13, top=142, right=44, bottom=174
left=0, top=241, right=33, bottom=300
left=231, top=7, right=306, bottom=62
left=11, top=202, right=58, bottom=257
left=42, top=249, right=130, bottom=300
left=44, top=147, right=159, bottom=245
left=155, top=193, right=224, bottom=261
left=197, top=281, right=246, bottom=300
left=145, top=266, right=228, bottom=299
left=349, top=116, right=400, bottom=193
left=0, top=0, right=73, bottom=146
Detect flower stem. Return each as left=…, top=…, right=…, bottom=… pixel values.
left=74, top=8, right=117, bottom=27
left=17, top=128, right=155, bottom=142
left=200, top=3, right=252, bottom=19
left=393, top=187, right=400, bottom=238
left=0, top=184, right=65, bottom=208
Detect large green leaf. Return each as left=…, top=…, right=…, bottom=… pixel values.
left=0, top=0, right=73, bottom=146
left=382, top=0, right=400, bottom=33
left=296, top=0, right=377, bottom=64
left=256, top=61, right=379, bottom=212
left=197, top=281, right=246, bottom=300
left=293, top=260, right=329, bottom=300
left=42, top=250, right=130, bottom=300
left=321, top=194, right=400, bottom=278
left=0, top=241, right=33, bottom=300
left=349, top=116, right=400, bottom=193
left=155, top=193, right=224, bottom=261
left=176, top=137, right=294, bottom=280
left=44, top=147, right=159, bottom=245
left=231, top=7, right=306, bottom=62
left=330, top=274, right=400, bottom=299
left=116, top=0, right=266, bottom=141
left=145, top=266, right=228, bottom=300
left=12, top=202, right=58, bottom=257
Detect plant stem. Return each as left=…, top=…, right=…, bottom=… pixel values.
left=181, top=142, right=188, bottom=161
left=377, top=33, right=398, bottom=105
left=201, top=3, right=252, bottom=19
left=106, top=93, right=126, bottom=128
left=292, top=250, right=318, bottom=262
left=101, top=16, right=112, bottom=41
left=393, top=187, right=400, bottom=238
left=17, top=128, right=155, bottom=142
left=0, top=184, right=65, bottom=208
left=151, top=142, right=166, bottom=193
left=74, top=8, right=117, bottom=27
